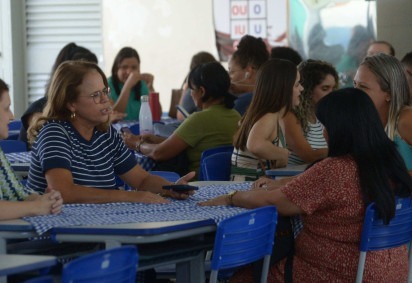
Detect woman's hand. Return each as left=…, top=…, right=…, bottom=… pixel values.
left=31, top=188, right=63, bottom=216
left=198, top=195, right=229, bottom=206
left=135, top=191, right=170, bottom=204
left=124, top=70, right=141, bottom=89
left=175, top=171, right=196, bottom=185
left=141, top=73, right=155, bottom=92
left=121, top=132, right=141, bottom=150
left=252, top=176, right=275, bottom=190
left=166, top=171, right=196, bottom=200
left=110, top=110, right=127, bottom=123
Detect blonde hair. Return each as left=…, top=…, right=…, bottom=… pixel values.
left=360, top=53, right=411, bottom=139
left=28, top=61, right=109, bottom=144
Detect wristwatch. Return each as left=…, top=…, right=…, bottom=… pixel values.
left=227, top=190, right=238, bottom=206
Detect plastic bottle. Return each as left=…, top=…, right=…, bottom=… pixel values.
left=139, top=95, right=153, bottom=134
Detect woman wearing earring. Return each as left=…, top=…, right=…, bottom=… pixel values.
left=26, top=61, right=195, bottom=204
left=354, top=53, right=412, bottom=174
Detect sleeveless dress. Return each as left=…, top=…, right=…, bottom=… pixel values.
left=231, top=128, right=286, bottom=181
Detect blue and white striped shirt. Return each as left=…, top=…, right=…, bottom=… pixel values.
left=27, top=120, right=136, bottom=193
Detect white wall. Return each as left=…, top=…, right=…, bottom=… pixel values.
left=102, top=0, right=219, bottom=111
left=376, top=0, right=412, bottom=60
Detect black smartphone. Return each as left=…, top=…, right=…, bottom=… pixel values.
left=120, top=127, right=132, bottom=134
left=162, top=184, right=199, bottom=192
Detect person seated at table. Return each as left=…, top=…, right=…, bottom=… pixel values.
left=109, top=47, right=157, bottom=121
left=231, top=59, right=303, bottom=181
left=18, top=42, right=100, bottom=148
left=284, top=59, right=338, bottom=165
left=176, top=51, right=217, bottom=121
left=354, top=53, right=412, bottom=175
left=122, top=62, right=240, bottom=178
left=200, top=88, right=412, bottom=282
left=26, top=61, right=194, bottom=204
left=229, top=35, right=269, bottom=116
left=0, top=79, right=62, bottom=220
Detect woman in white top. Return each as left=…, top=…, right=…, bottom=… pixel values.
left=283, top=59, right=338, bottom=165
left=231, top=59, right=303, bottom=181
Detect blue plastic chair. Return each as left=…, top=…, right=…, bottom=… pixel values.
left=62, top=246, right=138, bottom=283
left=356, top=197, right=412, bottom=283
left=199, top=145, right=233, bottom=181
left=150, top=170, right=180, bottom=182
left=24, top=275, right=54, bottom=283
left=202, top=152, right=232, bottom=181
left=129, top=123, right=140, bottom=135
left=8, top=120, right=22, bottom=131
left=7, top=120, right=22, bottom=140
left=209, top=206, right=277, bottom=283
left=0, top=140, right=27, bottom=153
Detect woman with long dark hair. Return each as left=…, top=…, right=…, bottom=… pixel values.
left=231, top=59, right=303, bottom=181
left=200, top=88, right=412, bottom=282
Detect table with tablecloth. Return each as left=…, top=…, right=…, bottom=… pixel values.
left=23, top=182, right=252, bottom=235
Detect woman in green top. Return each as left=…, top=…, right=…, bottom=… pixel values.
left=0, top=79, right=63, bottom=220
left=109, top=47, right=154, bottom=121
left=122, top=62, right=240, bottom=178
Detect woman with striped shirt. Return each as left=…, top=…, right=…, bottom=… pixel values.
left=26, top=61, right=195, bottom=204
left=283, top=59, right=338, bottom=165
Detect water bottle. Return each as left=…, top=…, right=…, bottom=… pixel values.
left=139, top=95, right=153, bottom=134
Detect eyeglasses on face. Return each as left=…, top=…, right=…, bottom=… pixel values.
left=80, top=87, right=110, bottom=104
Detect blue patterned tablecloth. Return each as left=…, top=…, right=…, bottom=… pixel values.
left=6, top=151, right=155, bottom=172
left=112, top=118, right=180, bottom=132
left=23, top=182, right=253, bottom=235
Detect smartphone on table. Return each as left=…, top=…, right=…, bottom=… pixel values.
left=162, top=184, right=199, bottom=192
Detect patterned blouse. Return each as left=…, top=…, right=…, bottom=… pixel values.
left=0, top=148, right=34, bottom=201
left=272, top=157, right=408, bottom=282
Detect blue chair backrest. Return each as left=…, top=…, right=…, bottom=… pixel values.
left=199, top=145, right=233, bottom=181
left=356, top=197, right=412, bottom=283
left=150, top=170, right=180, bottom=182
left=202, top=152, right=232, bottom=181
left=62, top=246, right=138, bottom=283
left=8, top=120, right=22, bottom=131
left=0, top=140, right=27, bottom=153
left=210, top=206, right=277, bottom=283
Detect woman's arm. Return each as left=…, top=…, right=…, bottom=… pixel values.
left=199, top=189, right=303, bottom=216
left=282, top=111, right=328, bottom=163
left=121, top=165, right=196, bottom=199
left=45, top=168, right=169, bottom=204
left=139, top=134, right=189, bottom=162
left=247, top=113, right=289, bottom=166
left=112, top=71, right=141, bottom=113
left=0, top=190, right=63, bottom=220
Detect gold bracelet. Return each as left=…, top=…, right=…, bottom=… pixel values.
left=135, top=139, right=145, bottom=152
left=227, top=190, right=238, bottom=206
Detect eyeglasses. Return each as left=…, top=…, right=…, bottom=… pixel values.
left=80, top=87, right=110, bottom=104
